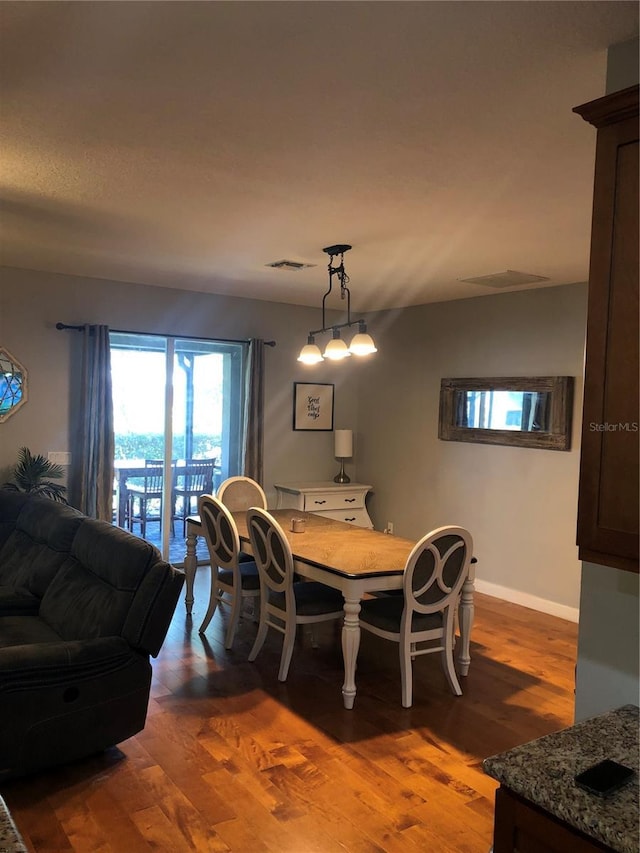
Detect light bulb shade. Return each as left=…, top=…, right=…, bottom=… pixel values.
left=349, top=332, right=377, bottom=356
left=324, top=336, right=351, bottom=360
left=334, top=429, right=353, bottom=458
left=297, top=342, right=324, bottom=364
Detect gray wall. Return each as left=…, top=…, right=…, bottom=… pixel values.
left=0, top=266, right=359, bottom=506
left=357, top=283, right=587, bottom=617
left=1, top=267, right=588, bottom=621
left=574, top=38, right=640, bottom=722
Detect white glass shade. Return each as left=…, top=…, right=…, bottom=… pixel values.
left=334, top=429, right=353, bottom=458
left=324, top=337, right=351, bottom=360
left=297, top=343, right=324, bottom=364
left=349, top=332, right=377, bottom=356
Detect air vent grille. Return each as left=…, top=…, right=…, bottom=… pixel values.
left=266, top=259, right=316, bottom=271
left=459, top=270, right=550, bottom=288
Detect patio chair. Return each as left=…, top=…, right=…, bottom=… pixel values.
left=197, top=494, right=261, bottom=648
left=125, top=461, right=165, bottom=538
left=247, top=507, right=344, bottom=681
left=173, top=459, right=216, bottom=537
left=358, top=525, right=473, bottom=707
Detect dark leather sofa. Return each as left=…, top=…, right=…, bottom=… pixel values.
left=0, top=491, right=184, bottom=780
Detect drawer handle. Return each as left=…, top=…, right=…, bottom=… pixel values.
left=344, top=516, right=356, bottom=522
left=314, top=499, right=327, bottom=505
left=344, top=498, right=356, bottom=503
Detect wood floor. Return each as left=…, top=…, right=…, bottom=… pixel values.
left=2, top=571, right=578, bottom=853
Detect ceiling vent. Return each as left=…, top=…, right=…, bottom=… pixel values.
left=266, top=259, right=315, bottom=271
left=459, top=270, right=550, bottom=288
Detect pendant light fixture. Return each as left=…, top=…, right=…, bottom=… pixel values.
left=297, top=245, right=377, bottom=364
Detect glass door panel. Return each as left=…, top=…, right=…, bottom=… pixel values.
left=110, top=332, right=247, bottom=566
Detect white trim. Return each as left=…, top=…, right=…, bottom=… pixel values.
left=474, top=579, right=579, bottom=623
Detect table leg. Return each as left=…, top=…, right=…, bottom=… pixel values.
left=458, top=568, right=475, bottom=676
left=184, top=529, right=198, bottom=615
left=341, top=598, right=361, bottom=709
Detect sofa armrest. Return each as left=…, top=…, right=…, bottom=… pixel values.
left=0, top=636, right=138, bottom=691
left=123, top=562, right=185, bottom=657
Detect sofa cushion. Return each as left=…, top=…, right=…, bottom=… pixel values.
left=39, top=519, right=162, bottom=641
left=0, top=497, right=85, bottom=598
left=0, top=585, right=40, bottom=616
left=0, top=614, right=62, bottom=649
left=0, top=491, right=30, bottom=552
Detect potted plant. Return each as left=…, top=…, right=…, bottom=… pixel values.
left=2, top=446, right=67, bottom=502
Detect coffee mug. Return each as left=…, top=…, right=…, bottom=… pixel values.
left=290, top=518, right=306, bottom=533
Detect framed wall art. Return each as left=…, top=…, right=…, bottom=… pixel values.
left=293, top=382, right=334, bottom=431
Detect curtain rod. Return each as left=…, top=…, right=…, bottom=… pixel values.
left=55, top=323, right=275, bottom=347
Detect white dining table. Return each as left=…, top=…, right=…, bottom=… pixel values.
left=184, top=509, right=476, bottom=709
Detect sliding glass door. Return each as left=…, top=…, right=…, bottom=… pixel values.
left=110, top=332, right=247, bottom=563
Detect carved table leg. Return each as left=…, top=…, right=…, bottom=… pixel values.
left=183, top=530, right=198, bottom=616
left=458, top=569, right=475, bottom=676
left=341, top=598, right=361, bottom=709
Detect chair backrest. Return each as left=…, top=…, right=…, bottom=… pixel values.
left=176, top=459, right=215, bottom=494
left=403, top=526, right=473, bottom=621
left=217, top=476, right=267, bottom=512
left=197, top=494, right=241, bottom=573
left=246, top=507, right=295, bottom=604
left=141, top=461, right=164, bottom=494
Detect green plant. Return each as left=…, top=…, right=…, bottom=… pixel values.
left=2, top=446, right=68, bottom=502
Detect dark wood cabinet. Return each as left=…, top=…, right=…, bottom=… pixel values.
left=573, top=86, right=639, bottom=574
left=493, top=787, right=616, bottom=853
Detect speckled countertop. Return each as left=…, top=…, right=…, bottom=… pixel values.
left=483, top=704, right=639, bottom=853
left=0, top=796, right=27, bottom=853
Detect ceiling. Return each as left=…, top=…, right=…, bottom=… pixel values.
left=0, top=2, right=638, bottom=312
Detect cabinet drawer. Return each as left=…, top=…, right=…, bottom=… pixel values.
left=303, top=491, right=364, bottom=511
left=314, top=508, right=372, bottom=528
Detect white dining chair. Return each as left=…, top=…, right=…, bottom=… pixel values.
left=197, top=494, right=261, bottom=648
left=358, top=525, right=473, bottom=707
left=216, top=475, right=267, bottom=512
left=246, top=507, right=344, bottom=681
left=216, top=475, right=268, bottom=563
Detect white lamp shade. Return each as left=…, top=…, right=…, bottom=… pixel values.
left=334, top=429, right=353, bottom=458
left=297, top=343, right=324, bottom=364
left=349, top=332, right=377, bottom=356
left=324, top=337, right=351, bottom=360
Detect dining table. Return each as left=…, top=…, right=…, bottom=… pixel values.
left=183, top=509, right=477, bottom=709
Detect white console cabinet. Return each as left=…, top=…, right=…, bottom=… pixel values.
left=274, top=482, right=373, bottom=528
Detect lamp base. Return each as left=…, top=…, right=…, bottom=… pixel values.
left=333, top=459, right=351, bottom=484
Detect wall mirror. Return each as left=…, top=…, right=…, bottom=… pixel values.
left=0, top=347, right=28, bottom=423
left=438, top=376, right=574, bottom=450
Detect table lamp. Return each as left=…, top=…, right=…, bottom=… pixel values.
left=334, top=429, right=353, bottom=483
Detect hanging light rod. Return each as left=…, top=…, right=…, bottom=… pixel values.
left=298, top=244, right=377, bottom=364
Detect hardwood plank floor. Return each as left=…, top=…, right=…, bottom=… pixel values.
left=2, top=571, right=578, bottom=852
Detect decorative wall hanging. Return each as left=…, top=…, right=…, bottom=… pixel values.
left=293, top=382, right=334, bottom=430
left=0, top=347, right=28, bottom=423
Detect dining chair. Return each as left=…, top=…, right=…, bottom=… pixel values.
left=173, top=458, right=216, bottom=536
left=125, top=461, right=165, bottom=538
left=216, top=475, right=267, bottom=512
left=197, top=494, right=261, bottom=648
left=217, top=476, right=268, bottom=563
left=247, top=507, right=344, bottom=681
left=358, top=525, right=473, bottom=707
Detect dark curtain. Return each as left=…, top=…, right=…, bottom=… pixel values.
left=69, top=325, right=115, bottom=520
left=242, top=339, right=265, bottom=484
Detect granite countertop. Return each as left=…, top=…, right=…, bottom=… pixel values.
left=483, top=704, right=639, bottom=853
left=0, top=796, right=27, bottom=853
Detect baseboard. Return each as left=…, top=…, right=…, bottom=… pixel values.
left=474, top=579, right=579, bottom=623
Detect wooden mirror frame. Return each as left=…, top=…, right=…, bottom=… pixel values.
left=438, top=376, right=574, bottom=451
